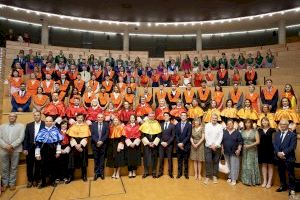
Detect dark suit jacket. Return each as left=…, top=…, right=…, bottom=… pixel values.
left=175, top=121, right=192, bottom=151
left=273, top=131, right=297, bottom=162
left=23, top=121, right=45, bottom=151
left=90, top=122, right=109, bottom=148
left=160, top=122, right=175, bottom=146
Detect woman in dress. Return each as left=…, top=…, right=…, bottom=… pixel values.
left=265, top=49, right=275, bottom=68
left=257, top=117, right=276, bottom=189
left=228, top=53, right=237, bottom=69
left=274, top=97, right=300, bottom=131
left=190, top=118, right=205, bottom=180
left=245, top=84, right=260, bottom=113
left=202, top=55, right=210, bottom=70
left=124, top=115, right=141, bottom=178
left=255, top=51, right=264, bottom=68
left=203, top=100, right=221, bottom=123
left=181, top=54, right=192, bottom=71
left=281, top=84, right=297, bottom=110
left=241, top=119, right=261, bottom=186
left=214, top=85, right=224, bottom=110
left=220, top=99, right=238, bottom=125
left=107, top=117, right=126, bottom=179
left=32, top=87, right=49, bottom=112
left=257, top=104, right=277, bottom=129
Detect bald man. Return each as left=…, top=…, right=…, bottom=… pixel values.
left=0, top=113, right=25, bottom=191
left=274, top=119, right=297, bottom=196
left=91, top=113, right=109, bottom=180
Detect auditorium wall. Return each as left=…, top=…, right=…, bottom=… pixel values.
left=1, top=19, right=300, bottom=57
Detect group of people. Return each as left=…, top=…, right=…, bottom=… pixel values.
left=0, top=48, right=297, bottom=197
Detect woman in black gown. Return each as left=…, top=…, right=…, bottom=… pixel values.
left=257, top=117, right=276, bottom=189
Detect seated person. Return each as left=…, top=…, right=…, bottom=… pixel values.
left=43, top=92, right=66, bottom=124
left=41, top=74, right=55, bottom=96
left=11, top=83, right=31, bottom=112
left=66, top=97, right=87, bottom=124
left=203, top=100, right=221, bottom=123
left=187, top=99, right=204, bottom=121
left=86, top=99, right=103, bottom=125
left=170, top=100, right=186, bottom=122
left=155, top=99, right=170, bottom=122
left=32, top=87, right=49, bottom=112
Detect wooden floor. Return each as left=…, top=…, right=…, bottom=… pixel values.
left=0, top=176, right=289, bottom=200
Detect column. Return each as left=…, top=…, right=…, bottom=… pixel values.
left=278, top=19, right=286, bottom=44
left=41, top=19, right=49, bottom=45
left=123, top=28, right=129, bottom=51
left=196, top=28, right=202, bottom=51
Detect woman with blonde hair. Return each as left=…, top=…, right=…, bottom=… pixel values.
left=190, top=118, right=205, bottom=180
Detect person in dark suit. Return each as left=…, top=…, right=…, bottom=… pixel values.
left=175, top=112, right=192, bottom=179
left=274, top=119, right=297, bottom=196
left=91, top=113, right=109, bottom=181
left=157, top=112, right=175, bottom=178
left=23, top=111, right=45, bottom=188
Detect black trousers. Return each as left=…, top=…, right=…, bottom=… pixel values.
left=278, top=160, right=296, bottom=190
left=158, top=145, right=173, bottom=175
left=26, top=147, right=41, bottom=183
left=92, top=144, right=106, bottom=176
left=40, top=144, right=58, bottom=185
left=56, top=153, right=70, bottom=180
left=177, top=148, right=189, bottom=176
left=143, top=145, right=158, bottom=175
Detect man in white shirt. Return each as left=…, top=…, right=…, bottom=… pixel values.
left=204, top=113, right=223, bottom=184
left=80, top=65, right=91, bottom=84
left=0, top=113, right=25, bottom=191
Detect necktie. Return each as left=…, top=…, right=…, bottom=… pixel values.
left=280, top=132, right=285, bottom=143
left=164, top=122, right=168, bottom=130
left=98, top=123, right=102, bottom=140
left=181, top=123, right=185, bottom=132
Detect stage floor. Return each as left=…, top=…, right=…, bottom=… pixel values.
left=0, top=175, right=289, bottom=200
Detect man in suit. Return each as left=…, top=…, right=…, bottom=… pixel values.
left=274, top=119, right=297, bottom=196
left=91, top=113, right=109, bottom=180
left=157, top=112, right=175, bottom=178
left=23, top=111, right=45, bottom=187
left=175, top=112, right=192, bottom=179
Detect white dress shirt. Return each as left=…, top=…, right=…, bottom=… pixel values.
left=204, top=122, right=224, bottom=147
left=34, top=121, right=41, bottom=138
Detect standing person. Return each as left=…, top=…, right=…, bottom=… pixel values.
left=23, top=112, right=45, bottom=188
left=222, top=119, right=243, bottom=186
left=124, top=115, right=142, bottom=178
left=157, top=112, right=175, bottom=178
left=260, top=79, right=278, bottom=113
left=57, top=120, right=71, bottom=184
left=0, top=113, right=25, bottom=191
left=274, top=119, right=297, bottom=196
left=204, top=113, right=223, bottom=184
left=175, top=112, right=192, bottom=179
left=241, top=119, right=261, bottom=186
left=35, top=116, right=63, bottom=188
left=107, top=118, right=126, bottom=179
left=91, top=113, right=109, bottom=181
left=67, top=114, right=91, bottom=182
left=258, top=117, right=276, bottom=189
left=139, top=112, right=162, bottom=178
left=190, top=118, right=205, bottom=181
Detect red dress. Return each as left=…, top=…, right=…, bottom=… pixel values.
left=86, top=107, right=103, bottom=121
left=118, top=109, right=135, bottom=123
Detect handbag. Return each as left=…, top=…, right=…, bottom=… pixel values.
left=218, top=155, right=230, bottom=174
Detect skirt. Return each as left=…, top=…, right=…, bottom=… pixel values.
left=190, top=141, right=205, bottom=161
left=106, top=138, right=126, bottom=168
left=125, top=138, right=141, bottom=167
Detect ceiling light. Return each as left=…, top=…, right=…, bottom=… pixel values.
left=147, top=22, right=151, bottom=27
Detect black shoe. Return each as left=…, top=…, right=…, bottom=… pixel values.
left=169, top=174, right=174, bottom=178
left=26, top=182, right=33, bottom=188
left=152, top=174, right=157, bottom=178
left=100, top=175, right=105, bottom=180
left=157, top=173, right=163, bottom=178
left=276, top=186, right=287, bottom=192
left=184, top=175, right=189, bottom=179
left=93, top=175, right=98, bottom=181
left=142, top=174, right=149, bottom=178
left=82, top=176, right=88, bottom=182
left=52, top=182, right=57, bottom=187
left=176, top=175, right=182, bottom=179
